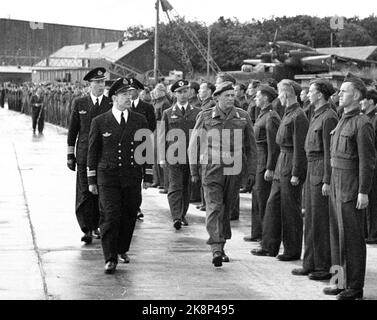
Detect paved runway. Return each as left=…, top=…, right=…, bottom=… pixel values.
left=1, top=106, right=377, bottom=300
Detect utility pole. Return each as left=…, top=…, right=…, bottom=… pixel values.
left=207, top=26, right=211, bottom=80
left=154, top=0, right=160, bottom=84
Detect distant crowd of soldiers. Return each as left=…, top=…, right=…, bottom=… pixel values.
left=2, top=69, right=377, bottom=300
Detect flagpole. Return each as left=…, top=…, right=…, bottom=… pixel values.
left=154, top=0, right=159, bottom=84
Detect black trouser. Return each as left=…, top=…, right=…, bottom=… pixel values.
left=251, top=168, right=272, bottom=239
left=329, top=168, right=366, bottom=289
left=32, top=106, right=44, bottom=133
left=98, top=184, right=141, bottom=263
left=76, top=164, right=100, bottom=233
left=261, top=175, right=303, bottom=257
left=302, top=160, right=331, bottom=273
left=366, top=168, right=377, bottom=241
left=168, top=164, right=191, bottom=221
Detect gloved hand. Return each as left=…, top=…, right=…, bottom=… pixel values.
left=67, top=154, right=76, bottom=171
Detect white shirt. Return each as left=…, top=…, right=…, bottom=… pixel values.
left=176, top=102, right=189, bottom=112
left=90, top=92, right=104, bottom=106
left=112, top=107, right=129, bottom=124
left=132, top=97, right=140, bottom=108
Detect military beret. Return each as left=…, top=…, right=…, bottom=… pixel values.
left=189, top=81, right=200, bottom=93
left=213, top=81, right=234, bottom=97
left=257, top=84, right=278, bottom=101
left=343, top=72, right=367, bottom=99
left=108, top=78, right=131, bottom=99
left=83, top=67, right=106, bottom=81
left=171, top=79, right=189, bottom=92
left=216, top=72, right=236, bottom=85
left=105, top=80, right=114, bottom=87
left=310, top=78, right=336, bottom=100
left=128, top=77, right=144, bottom=90
left=366, top=88, right=377, bottom=104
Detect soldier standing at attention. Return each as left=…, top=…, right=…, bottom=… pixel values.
left=252, top=79, right=308, bottom=261
left=361, top=89, right=377, bottom=244
left=291, top=79, right=338, bottom=281
left=30, top=87, right=45, bottom=134
left=234, top=83, right=249, bottom=111
left=243, top=85, right=280, bottom=243
left=160, top=80, right=201, bottom=230
left=189, top=81, right=257, bottom=267
left=67, top=67, right=112, bottom=244
left=87, top=78, right=152, bottom=274
left=323, top=74, right=375, bottom=300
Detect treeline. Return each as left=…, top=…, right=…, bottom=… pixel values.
left=124, top=15, right=377, bottom=72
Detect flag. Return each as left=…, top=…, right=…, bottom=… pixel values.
left=160, top=0, right=173, bottom=12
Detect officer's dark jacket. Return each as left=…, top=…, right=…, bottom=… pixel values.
left=67, top=95, right=111, bottom=164
left=131, top=99, right=157, bottom=132
left=254, top=104, right=280, bottom=172
left=330, top=107, right=376, bottom=197
left=87, top=109, right=152, bottom=187
left=30, top=94, right=44, bottom=107
left=160, top=103, right=201, bottom=165
left=305, top=103, right=338, bottom=185
left=275, top=102, right=309, bottom=180
left=188, top=105, right=257, bottom=178
left=201, top=97, right=216, bottom=112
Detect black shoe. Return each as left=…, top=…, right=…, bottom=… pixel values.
left=119, top=253, right=130, bottom=264
left=323, top=286, right=344, bottom=296
left=81, top=231, right=92, bottom=244
left=181, top=217, right=189, bottom=226
left=366, top=239, right=377, bottom=244
left=230, top=216, right=239, bottom=221
left=251, top=248, right=272, bottom=256
left=92, top=228, right=101, bottom=239
left=173, top=219, right=182, bottom=230
left=221, top=251, right=230, bottom=263
left=291, top=268, right=311, bottom=276
left=212, top=252, right=223, bottom=267
left=200, top=206, right=206, bottom=211
left=277, top=254, right=300, bottom=261
left=308, top=271, right=332, bottom=281
left=239, top=188, right=248, bottom=193
left=104, top=261, right=117, bottom=274
left=137, top=211, right=144, bottom=220
left=243, top=236, right=261, bottom=242
left=159, top=190, right=168, bottom=194
left=336, top=289, right=363, bottom=300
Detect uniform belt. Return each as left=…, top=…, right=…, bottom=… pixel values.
left=331, top=158, right=358, bottom=169
left=280, top=147, right=293, bottom=153
left=307, top=154, right=324, bottom=162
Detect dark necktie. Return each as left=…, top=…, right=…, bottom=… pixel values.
left=95, top=98, right=99, bottom=107
left=120, top=111, right=126, bottom=129
left=132, top=101, right=136, bottom=110
left=181, top=106, right=185, bottom=116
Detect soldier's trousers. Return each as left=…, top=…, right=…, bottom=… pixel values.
left=251, top=168, right=271, bottom=239
left=261, top=175, right=303, bottom=257
left=76, top=164, right=100, bottom=233
left=31, top=106, right=44, bottom=133
left=98, top=184, right=141, bottom=263
left=302, top=160, right=331, bottom=272
left=329, top=168, right=366, bottom=289
left=167, top=164, right=191, bottom=221
left=203, top=172, right=241, bottom=254
left=366, top=168, right=377, bottom=241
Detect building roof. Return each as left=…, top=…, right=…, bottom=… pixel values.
left=0, top=66, right=32, bottom=74
left=316, top=46, right=377, bottom=61
left=35, top=39, right=150, bottom=67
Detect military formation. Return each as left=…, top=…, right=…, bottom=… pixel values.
left=3, top=65, right=377, bottom=300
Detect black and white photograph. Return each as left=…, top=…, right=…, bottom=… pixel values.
left=1, top=0, right=377, bottom=307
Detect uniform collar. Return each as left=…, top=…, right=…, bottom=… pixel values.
left=343, top=105, right=361, bottom=118
left=212, top=104, right=238, bottom=119
left=112, top=107, right=129, bottom=124
left=132, top=97, right=140, bottom=108
left=90, top=92, right=103, bottom=105
left=313, top=103, right=330, bottom=118
left=284, top=102, right=300, bottom=115
left=259, top=104, right=273, bottom=117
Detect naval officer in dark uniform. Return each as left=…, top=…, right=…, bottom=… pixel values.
left=87, top=78, right=153, bottom=274
left=67, top=67, right=112, bottom=244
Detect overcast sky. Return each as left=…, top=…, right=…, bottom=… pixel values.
left=1, top=0, right=376, bottom=30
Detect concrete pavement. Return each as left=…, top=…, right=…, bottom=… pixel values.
left=1, top=106, right=377, bottom=300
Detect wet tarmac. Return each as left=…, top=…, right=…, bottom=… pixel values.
left=1, top=106, right=377, bottom=300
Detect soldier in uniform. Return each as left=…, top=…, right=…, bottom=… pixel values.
left=323, top=74, right=375, bottom=300
left=246, top=80, right=261, bottom=124
left=252, top=79, right=308, bottom=260
left=361, top=88, right=377, bottom=244
left=67, top=67, right=112, bottom=244
left=234, top=83, right=249, bottom=111
left=160, top=80, right=201, bottom=230
left=30, top=87, right=45, bottom=134
left=87, top=78, right=152, bottom=274
left=189, top=81, right=257, bottom=267
left=188, top=81, right=201, bottom=109
left=243, top=85, right=280, bottom=243
left=128, top=78, right=156, bottom=220
left=291, top=79, right=338, bottom=281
